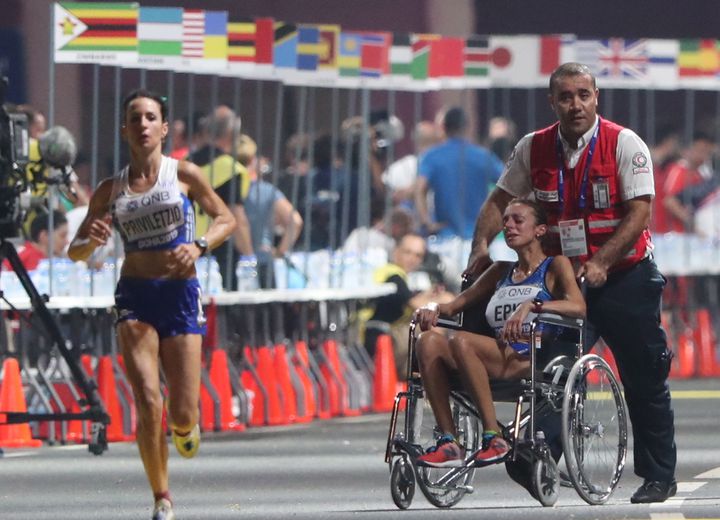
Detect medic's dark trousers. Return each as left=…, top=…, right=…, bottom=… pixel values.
left=585, top=256, right=677, bottom=483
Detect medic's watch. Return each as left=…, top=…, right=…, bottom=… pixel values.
left=194, top=236, right=209, bottom=255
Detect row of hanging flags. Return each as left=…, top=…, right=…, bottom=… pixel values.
left=54, top=2, right=720, bottom=91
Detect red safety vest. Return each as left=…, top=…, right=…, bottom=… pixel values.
left=529, top=119, right=652, bottom=272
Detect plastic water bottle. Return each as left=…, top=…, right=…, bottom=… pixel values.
left=31, top=259, right=50, bottom=296
left=72, top=261, right=92, bottom=297
left=52, top=259, right=74, bottom=296
left=274, top=257, right=288, bottom=289
left=235, top=255, right=259, bottom=291
left=0, top=269, right=24, bottom=299
left=209, top=258, right=223, bottom=294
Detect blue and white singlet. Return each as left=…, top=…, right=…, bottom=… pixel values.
left=484, top=257, right=554, bottom=354
left=110, top=156, right=195, bottom=253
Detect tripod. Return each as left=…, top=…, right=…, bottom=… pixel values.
left=0, top=238, right=109, bottom=454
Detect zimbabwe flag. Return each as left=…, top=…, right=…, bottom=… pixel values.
left=57, top=2, right=138, bottom=52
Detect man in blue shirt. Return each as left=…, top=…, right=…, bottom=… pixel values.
left=415, top=107, right=504, bottom=239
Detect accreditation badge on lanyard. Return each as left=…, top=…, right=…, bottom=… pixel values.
left=556, top=119, right=600, bottom=259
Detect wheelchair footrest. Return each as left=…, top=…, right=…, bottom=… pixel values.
left=393, top=438, right=423, bottom=458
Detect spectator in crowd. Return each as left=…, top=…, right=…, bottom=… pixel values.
left=237, top=134, right=303, bottom=288
left=342, top=197, right=396, bottom=254
left=650, top=125, right=682, bottom=233
left=486, top=116, right=518, bottom=162
left=665, top=169, right=720, bottom=238
left=655, top=132, right=716, bottom=233
left=363, top=233, right=453, bottom=379
left=168, top=117, right=190, bottom=160
left=382, top=120, right=439, bottom=208
left=17, top=104, right=47, bottom=139
left=335, top=110, right=404, bottom=242
left=3, top=210, right=68, bottom=272
left=415, top=106, right=504, bottom=239
left=466, top=63, right=677, bottom=504
left=188, top=105, right=252, bottom=289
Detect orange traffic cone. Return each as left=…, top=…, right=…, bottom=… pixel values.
left=695, top=309, right=720, bottom=377
left=81, top=354, right=94, bottom=379
left=292, top=341, right=316, bottom=422
left=256, top=344, right=286, bottom=425
left=207, top=349, right=245, bottom=431
left=240, top=346, right=265, bottom=427
left=322, top=339, right=348, bottom=416
left=97, top=355, right=132, bottom=442
left=0, top=358, right=42, bottom=448
left=273, top=344, right=297, bottom=423
left=372, top=334, right=397, bottom=413
left=672, top=328, right=696, bottom=379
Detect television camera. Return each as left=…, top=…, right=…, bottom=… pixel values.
left=0, top=76, right=78, bottom=238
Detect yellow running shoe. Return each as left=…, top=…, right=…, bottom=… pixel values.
left=172, top=424, right=200, bottom=458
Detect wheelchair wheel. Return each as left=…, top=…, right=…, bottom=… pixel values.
left=414, top=396, right=480, bottom=508
left=531, top=454, right=559, bottom=507
left=562, top=354, right=627, bottom=505
left=390, top=456, right=415, bottom=509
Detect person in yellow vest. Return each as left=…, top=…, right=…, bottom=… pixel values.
left=188, top=105, right=252, bottom=290
left=364, top=233, right=453, bottom=379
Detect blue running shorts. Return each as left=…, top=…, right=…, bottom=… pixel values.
left=114, top=277, right=207, bottom=339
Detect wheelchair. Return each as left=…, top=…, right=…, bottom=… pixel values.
left=385, top=310, right=628, bottom=508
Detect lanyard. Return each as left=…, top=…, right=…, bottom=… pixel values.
left=555, top=118, right=600, bottom=212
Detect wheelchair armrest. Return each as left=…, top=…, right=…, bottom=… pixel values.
left=534, top=312, right=584, bottom=332
left=435, top=315, right=464, bottom=330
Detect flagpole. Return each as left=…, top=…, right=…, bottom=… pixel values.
left=629, top=88, right=639, bottom=133
left=526, top=88, right=536, bottom=136
left=48, top=2, right=55, bottom=128
left=357, top=87, right=371, bottom=231
left=111, top=65, right=122, bottom=286
left=255, top=80, right=264, bottom=159
left=270, top=80, right=289, bottom=288
left=328, top=87, right=340, bottom=252
left=340, top=88, right=357, bottom=265
left=166, top=70, right=175, bottom=154
left=683, top=90, right=695, bottom=145
left=289, top=86, right=308, bottom=277
left=303, top=87, right=316, bottom=260
left=645, top=90, right=655, bottom=145
left=383, top=89, right=397, bottom=237
left=604, top=88, right=614, bottom=121
left=187, top=73, right=195, bottom=158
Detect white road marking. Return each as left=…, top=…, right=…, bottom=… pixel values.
left=695, top=466, right=720, bottom=479
left=677, top=480, right=706, bottom=492
left=650, top=496, right=686, bottom=508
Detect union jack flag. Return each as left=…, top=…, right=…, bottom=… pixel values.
left=576, top=38, right=650, bottom=78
